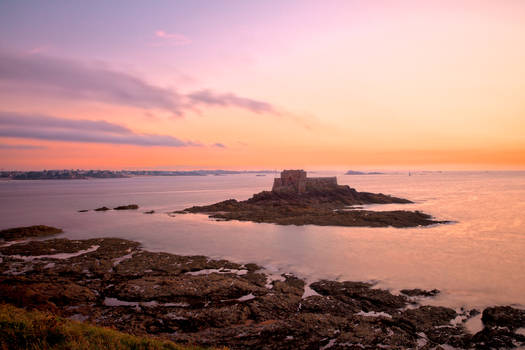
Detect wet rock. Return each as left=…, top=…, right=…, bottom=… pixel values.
left=481, top=305, right=525, bottom=331
left=241, top=272, right=267, bottom=287
left=468, top=308, right=481, bottom=318
left=249, top=293, right=302, bottom=321
left=0, top=276, right=96, bottom=310
left=113, top=251, right=244, bottom=277
left=94, top=206, right=110, bottom=211
left=300, top=295, right=360, bottom=316
left=395, top=306, right=457, bottom=332
left=244, top=263, right=260, bottom=272
left=400, top=288, right=440, bottom=297
left=310, top=280, right=407, bottom=313
left=114, top=204, right=139, bottom=210
left=0, top=225, right=63, bottom=241
left=0, top=238, right=137, bottom=258
left=111, top=274, right=268, bottom=305
left=471, top=326, right=525, bottom=349
left=182, top=303, right=252, bottom=330
left=272, top=275, right=305, bottom=296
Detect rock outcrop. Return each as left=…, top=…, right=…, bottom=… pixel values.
left=181, top=169, right=447, bottom=228
left=0, top=225, right=63, bottom=241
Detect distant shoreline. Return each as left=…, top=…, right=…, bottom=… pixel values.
left=0, top=169, right=278, bottom=180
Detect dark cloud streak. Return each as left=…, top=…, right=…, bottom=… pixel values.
left=187, top=90, right=278, bottom=114
left=0, top=143, right=46, bottom=150
left=0, top=50, right=279, bottom=116
left=0, top=112, right=198, bottom=147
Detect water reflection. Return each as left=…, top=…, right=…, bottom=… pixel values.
left=0, top=172, right=524, bottom=310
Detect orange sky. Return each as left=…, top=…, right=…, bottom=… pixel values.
left=0, top=1, right=524, bottom=170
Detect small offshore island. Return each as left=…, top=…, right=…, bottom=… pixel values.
left=1, top=226, right=525, bottom=349
left=181, top=170, right=446, bottom=228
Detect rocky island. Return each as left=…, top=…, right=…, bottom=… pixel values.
left=1, top=228, right=524, bottom=349
left=181, top=170, right=446, bottom=228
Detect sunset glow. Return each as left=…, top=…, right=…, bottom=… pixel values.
left=1, top=1, right=524, bottom=170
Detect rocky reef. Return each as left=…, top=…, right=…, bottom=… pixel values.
left=0, top=225, right=63, bottom=241
left=114, top=204, right=139, bottom=210
left=1, top=232, right=523, bottom=349
left=181, top=170, right=446, bottom=228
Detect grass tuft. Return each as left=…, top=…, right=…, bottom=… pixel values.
left=0, top=304, right=225, bottom=350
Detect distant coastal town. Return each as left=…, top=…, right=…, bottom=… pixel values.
left=0, top=169, right=277, bottom=180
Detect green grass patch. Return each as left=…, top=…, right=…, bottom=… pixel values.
left=0, top=304, right=224, bottom=350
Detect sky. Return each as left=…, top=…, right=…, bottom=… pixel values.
left=0, top=0, right=524, bottom=170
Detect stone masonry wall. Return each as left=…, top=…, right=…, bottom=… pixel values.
left=305, top=177, right=338, bottom=191
left=272, top=170, right=337, bottom=194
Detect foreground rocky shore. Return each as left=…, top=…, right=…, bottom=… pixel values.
left=1, top=227, right=524, bottom=349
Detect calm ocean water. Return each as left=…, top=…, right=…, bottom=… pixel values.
left=1, top=171, right=524, bottom=310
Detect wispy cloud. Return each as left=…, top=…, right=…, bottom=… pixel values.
left=153, top=30, right=191, bottom=46
left=0, top=50, right=280, bottom=117
left=28, top=46, right=50, bottom=54
left=0, top=143, right=46, bottom=150
left=0, top=51, right=185, bottom=115
left=213, top=142, right=226, bottom=148
left=0, top=112, right=200, bottom=147
left=187, top=90, right=278, bottom=115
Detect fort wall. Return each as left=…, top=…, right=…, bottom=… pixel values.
left=272, top=170, right=338, bottom=194
left=305, top=177, right=338, bottom=191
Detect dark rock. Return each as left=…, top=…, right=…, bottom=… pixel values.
left=77, top=209, right=89, bottom=212
left=481, top=305, right=525, bottom=330
left=300, top=295, right=360, bottom=316
left=113, top=204, right=139, bottom=210
left=0, top=276, right=97, bottom=310
left=110, top=274, right=268, bottom=305
left=395, top=305, right=457, bottom=332
left=469, top=309, right=480, bottom=318
left=400, top=288, right=440, bottom=297
left=144, top=210, right=155, bottom=214
left=244, top=263, right=260, bottom=272
left=471, top=326, right=525, bottom=348
left=94, top=206, right=110, bottom=211
left=310, top=280, right=407, bottom=313
left=0, top=225, right=63, bottom=241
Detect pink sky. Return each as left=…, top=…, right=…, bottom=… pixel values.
left=0, top=1, right=524, bottom=170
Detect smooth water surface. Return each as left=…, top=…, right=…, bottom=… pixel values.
left=1, top=171, right=524, bottom=310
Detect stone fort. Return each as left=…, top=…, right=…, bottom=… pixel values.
left=272, top=170, right=338, bottom=194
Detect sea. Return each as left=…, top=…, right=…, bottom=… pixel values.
left=1, top=171, right=524, bottom=312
